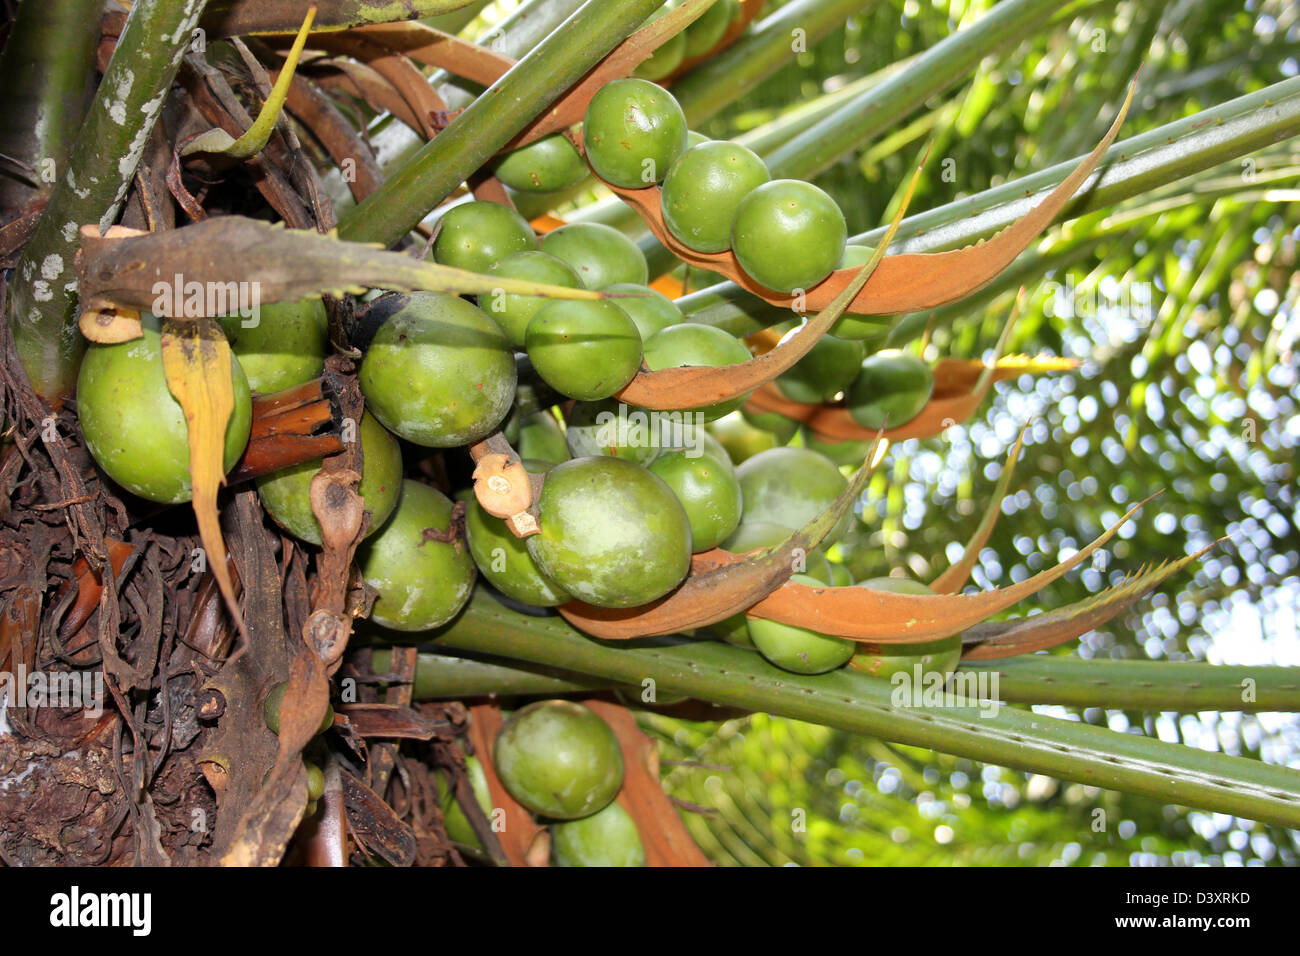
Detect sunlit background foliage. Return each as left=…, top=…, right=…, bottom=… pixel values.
left=454, top=0, right=1300, bottom=865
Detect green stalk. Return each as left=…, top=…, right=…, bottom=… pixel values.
left=373, top=632, right=1300, bottom=714
left=964, top=658, right=1300, bottom=713
left=429, top=592, right=1300, bottom=828
left=8, top=0, right=210, bottom=401
left=368, top=648, right=605, bottom=698
left=764, top=0, right=1060, bottom=181
left=732, top=57, right=916, bottom=156
left=0, top=0, right=102, bottom=214
left=681, top=76, right=1300, bottom=331
left=338, top=0, right=664, bottom=248
left=421, top=0, right=493, bottom=36
left=671, top=0, right=869, bottom=128
left=200, top=0, right=480, bottom=35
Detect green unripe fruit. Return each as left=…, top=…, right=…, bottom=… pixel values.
left=846, top=352, right=934, bottom=430
left=438, top=756, right=494, bottom=849
left=493, top=700, right=624, bottom=820
left=493, top=133, right=588, bottom=193
left=516, top=410, right=570, bottom=465
left=603, top=282, right=683, bottom=340
left=740, top=405, right=799, bottom=443
left=483, top=250, right=584, bottom=347
left=359, top=292, right=516, bottom=447
left=685, top=130, right=711, bottom=148
left=527, top=457, right=691, bottom=608
left=661, top=140, right=769, bottom=253
left=584, top=78, right=687, bottom=188
left=775, top=330, right=865, bottom=404
left=263, top=681, right=335, bottom=736
left=552, top=801, right=646, bottom=867
left=848, top=577, right=962, bottom=680
left=525, top=299, right=643, bottom=401
left=748, top=574, right=855, bottom=674
left=831, top=245, right=891, bottom=340
left=735, top=446, right=849, bottom=543
left=255, top=412, right=402, bottom=546
left=432, top=201, right=537, bottom=272
left=77, top=312, right=253, bottom=504
left=682, top=0, right=736, bottom=57
left=465, top=488, right=571, bottom=607
left=650, top=446, right=743, bottom=552
left=707, top=411, right=780, bottom=464
left=829, top=561, right=853, bottom=586
left=564, top=399, right=662, bottom=465
left=732, top=179, right=847, bottom=294
left=799, top=426, right=875, bottom=468
left=358, top=481, right=476, bottom=631
left=542, top=222, right=649, bottom=288
left=633, top=29, right=685, bottom=80
left=217, top=297, right=328, bottom=393
left=304, top=761, right=325, bottom=802
left=642, top=323, right=752, bottom=421
left=688, top=427, right=733, bottom=465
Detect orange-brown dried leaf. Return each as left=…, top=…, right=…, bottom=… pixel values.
left=313, top=58, right=431, bottom=136
left=343, top=22, right=515, bottom=87
left=298, top=29, right=449, bottom=139
left=960, top=544, right=1218, bottom=660
left=582, top=699, right=711, bottom=867
left=744, top=496, right=1158, bottom=642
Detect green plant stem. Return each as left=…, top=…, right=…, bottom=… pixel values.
left=374, top=627, right=1300, bottom=714
left=200, top=0, right=479, bottom=35
left=338, top=0, right=664, bottom=248
left=680, top=76, right=1300, bottom=332
left=0, top=0, right=102, bottom=214
left=369, top=648, right=604, bottom=698
left=964, top=657, right=1300, bottom=713
left=732, top=56, right=917, bottom=156
left=421, top=0, right=493, bottom=36
left=427, top=591, right=1300, bottom=828
left=8, top=0, right=210, bottom=401
left=671, top=0, right=869, bottom=128
left=765, top=0, right=1060, bottom=181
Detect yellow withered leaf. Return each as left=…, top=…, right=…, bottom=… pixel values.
left=160, top=317, right=245, bottom=638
